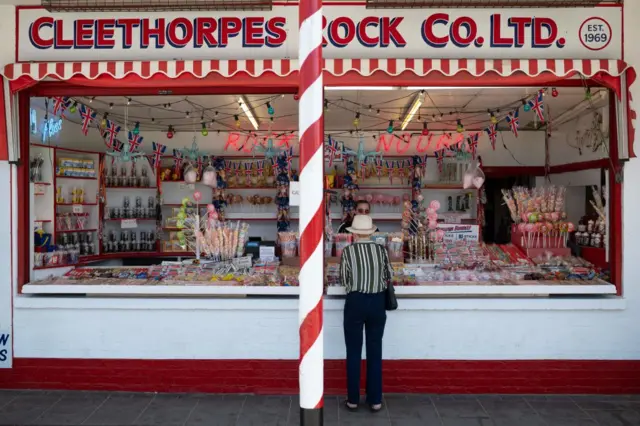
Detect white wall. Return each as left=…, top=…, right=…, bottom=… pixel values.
left=8, top=4, right=640, bottom=363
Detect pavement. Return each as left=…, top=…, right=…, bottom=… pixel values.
left=0, top=391, right=639, bottom=426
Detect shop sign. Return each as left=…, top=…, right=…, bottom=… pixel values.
left=0, top=330, right=11, bottom=368
left=438, top=224, right=479, bottom=243
left=30, top=108, right=63, bottom=141
left=17, top=6, right=621, bottom=62
left=289, top=182, right=300, bottom=206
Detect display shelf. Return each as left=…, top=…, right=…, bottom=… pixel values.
left=227, top=187, right=277, bottom=190
left=33, top=182, right=52, bottom=186
left=423, top=183, right=465, bottom=189
left=104, top=218, right=157, bottom=222
left=22, top=284, right=300, bottom=296
left=56, top=202, right=98, bottom=206
left=34, top=219, right=52, bottom=223
left=56, top=229, right=97, bottom=233
left=55, top=175, right=98, bottom=181
left=106, top=186, right=157, bottom=190
left=160, top=251, right=196, bottom=256
left=162, top=227, right=182, bottom=231
left=32, top=264, right=78, bottom=271
left=326, top=283, right=617, bottom=296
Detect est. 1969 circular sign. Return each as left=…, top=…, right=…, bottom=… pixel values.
left=579, top=17, right=612, bottom=51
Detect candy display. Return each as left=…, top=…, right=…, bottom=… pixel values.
left=106, top=196, right=156, bottom=220
left=278, top=232, right=298, bottom=258
left=503, top=186, right=575, bottom=249
left=57, top=157, right=96, bottom=178
left=102, top=230, right=156, bottom=253
left=104, top=164, right=152, bottom=188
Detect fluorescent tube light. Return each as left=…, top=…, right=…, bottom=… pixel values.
left=238, top=96, right=260, bottom=130
left=325, top=86, right=397, bottom=91
left=401, top=92, right=424, bottom=131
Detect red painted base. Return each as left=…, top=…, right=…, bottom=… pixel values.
left=1, top=359, right=640, bottom=394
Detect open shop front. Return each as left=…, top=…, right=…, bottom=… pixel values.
left=2, top=3, right=639, bottom=393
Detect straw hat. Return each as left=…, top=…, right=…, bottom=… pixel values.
left=347, top=215, right=377, bottom=235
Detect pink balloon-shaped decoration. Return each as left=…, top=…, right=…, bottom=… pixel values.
left=365, top=194, right=373, bottom=203
left=386, top=195, right=395, bottom=205
left=428, top=220, right=437, bottom=230
left=521, top=213, right=529, bottom=223
left=436, top=229, right=445, bottom=241
left=207, top=204, right=215, bottom=212
left=374, top=194, right=384, bottom=205
left=193, top=191, right=202, bottom=202
left=428, top=213, right=437, bottom=222
left=402, top=194, right=410, bottom=202
left=426, top=208, right=435, bottom=215
left=393, top=196, right=401, bottom=205
left=356, top=195, right=365, bottom=202
left=429, top=200, right=441, bottom=211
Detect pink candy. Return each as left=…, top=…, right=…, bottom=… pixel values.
left=193, top=191, right=202, bottom=202
left=403, top=194, right=410, bottom=202
left=393, top=196, right=401, bottom=205
left=429, top=200, right=441, bottom=211
left=365, top=194, right=373, bottom=203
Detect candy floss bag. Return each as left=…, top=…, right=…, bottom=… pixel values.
left=463, top=160, right=485, bottom=190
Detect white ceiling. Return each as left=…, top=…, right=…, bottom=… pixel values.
left=32, top=86, right=606, bottom=137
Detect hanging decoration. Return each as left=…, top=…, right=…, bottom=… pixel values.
left=106, top=139, right=146, bottom=163
left=506, top=108, right=520, bottom=137
left=485, top=124, right=497, bottom=151
left=52, top=96, right=70, bottom=116
left=343, top=137, right=382, bottom=177
left=181, top=137, right=202, bottom=162
left=468, top=132, right=479, bottom=160
left=434, top=149, right=445, bottom=172
left=255, top=138, right=287, bottom=159
left=275, top=152, right=291, bottom=232
left=79, top=105, right=97, bottom=136
left=101, top=120, right=121, bottom=149
left=172, top=149, right=184, bottom=179
left=374, top=157, right=384, bottom=182
left=127, top=131, right=143, bottom=152
left=167, top=125, right=175, bottom=139
left=341, top=157, right=358, bottom=224
left=528, top=91, right=545, bottom=123
left=324, top=136, right=344, bottom=167
left=150, top=142, right=166, bottom=169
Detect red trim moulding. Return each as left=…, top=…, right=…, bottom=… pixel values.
left=1, top=359, right=639, bottom=395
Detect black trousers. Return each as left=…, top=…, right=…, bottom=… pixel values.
left=343, top=291, right=387, bottom=405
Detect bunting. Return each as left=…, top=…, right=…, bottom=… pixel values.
left=468, top=133, right=479, bottom=160
left=52, top=96, right=70, bottom=116
left=172, top=149, right=184, bottom=172
left=434, top=150, right=444, bottom=172
left=528, top=91, right=545, bottom=123
left=485, top=124, right=497, bottom=151
left=127, top=131, right=143, bottom=152
left=506, top=108, right=520, bottom=137
left=79, top=105, right=96, bottom=136
left=151, top=142, right=166, bottom=169
left=102, top=120, right=121, bottom=149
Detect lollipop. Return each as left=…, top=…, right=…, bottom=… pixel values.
left=393, top=196, right=401, bottom=205
left=402, top=194, right=410, bottom=202
left=366, top=194, right=374, bottom=203
left=436, top=229, right=445, bottom=241
left=428, top=220, right=437, bottom=230
left=429, top=200, right=441, bottom=211
left=374, top=193, right=384, bottom=205
left=193, top=191, right=202, bottom=202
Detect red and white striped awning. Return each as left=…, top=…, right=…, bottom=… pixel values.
left=1, top=58, right=631, bottom=81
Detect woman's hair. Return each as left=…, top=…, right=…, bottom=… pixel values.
left=356, top=200, right=371, bottom=209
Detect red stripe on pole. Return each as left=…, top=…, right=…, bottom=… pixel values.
left=299, top=298, right=323, bottom=359
left=298, top=119, right=323, bottom=173
left=299, top=0, right=319, bottom=24
left=299, top=46, right=322, bottom=97
left=299, top=203, right=323, bottom=267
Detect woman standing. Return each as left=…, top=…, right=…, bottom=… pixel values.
left=339, top=215, right=392, bottom=412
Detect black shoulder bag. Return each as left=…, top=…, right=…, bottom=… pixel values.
left=385, top=281, right=398, bottom=311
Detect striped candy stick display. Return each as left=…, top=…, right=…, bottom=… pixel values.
left=298, top=0, right=324, bottom=424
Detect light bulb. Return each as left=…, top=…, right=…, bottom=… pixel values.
left=456, top=120, right=464, bottom=133
left=267, top=102, right=274, bottom=115
left=387, top=121, right=394, bottom=134
left=585, top=88, right=592, bottom=100
left=491, top=114, right=498, bottom=125
left=69, top=102, right=78, bottom=114
left=421, top=122, right=429, bottom=136
left=133, top=122, right=140, bottom=135
left=235, top=115, right=240, bottom=128
left=201, top=123, right=208, bottom=136
left=523, top=103, right=531, bottom=112
left=552, top=88, right=559, bottom=98
left=167, top=126, right=174, bottom=139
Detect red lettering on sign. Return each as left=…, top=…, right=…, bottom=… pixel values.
left=357, top=16, right=380, bottom=47
left=376, top=134, right=394, bottom=152
left=194, top=17, right=217, bottom=47
left=396, top=133, right=411, bottom=154
left=533, top=17, right=558, bottom=48
left=219, top=17, right=242, bottom=47
left=115, top=18, right=138, bottom=48
left=95, top=19, right=116, bottom=48
left=28, top=16, right=54, bottom=49
left=141, top=18, right=166, bottom=48
left=54, top=19, right=73, bottom=49
left=422, top=13, right=449, bottom=48
left=508, top=17, right=532, bottom=47
left=381, top=17, right=406, bottom=47
left=74, top=19, right=94, bottom=48
left=490, top=14, right=513, bottom=47
left=224, top=133, right=242, bottom=151
left=265, top=17, right=287, bottom=46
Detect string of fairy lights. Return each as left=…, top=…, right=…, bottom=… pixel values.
left=41, top=86, right=600, bottom=143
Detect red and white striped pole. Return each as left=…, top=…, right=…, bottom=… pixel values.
left=298, top=0, right=324, bottom=424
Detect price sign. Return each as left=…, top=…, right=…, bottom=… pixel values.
left=579, top=17, right=612, bottom=51
left=72, top=204, right=83, bottom=213
left=121, top=219, right=138, bottom=229
left=438, top=224, right=479, bottom=244
left=289, top=182, right=300, bottom=206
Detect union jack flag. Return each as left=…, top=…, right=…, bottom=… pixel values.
left=468, top=133, right=479, bottom=160
left=127, top=131, right=143, bottom=152
left=224, top=159, right=232, bottom=176
left=528, top=91, right=545, bottom=123
left=325, top=137, right=339, bottom=167
left=285, top=147, right=294, bottom=171
left=151, top=142, right=166, bottom=169
left=434, top=150, right=445, bottom=172
left=407, top=159, right=415, bottom=181
left=375, top=157, right=383, bottom=181
left=398, top=160, right=406, bottom=182
left=172, top=149, right=183, bottom=172
left=52, top=97, right=70, bottom=116
left=233, top=162, right=241, bottom=178
left=360, top=159, right=367, bottom=179
left=422, top=154, right=428, bottom=177
left=256, top=160, right=265, bottom=175
left=485, top=124, right=497, bottom=150
left=79, top=105, right=96, bottom=136
left=102, top=120, right=121, bottom=149
left=385, top=160, right=394, bottom=185
left=244, top=162, right=253, bottom=176
left=506, top=108, right=520, bottom=137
